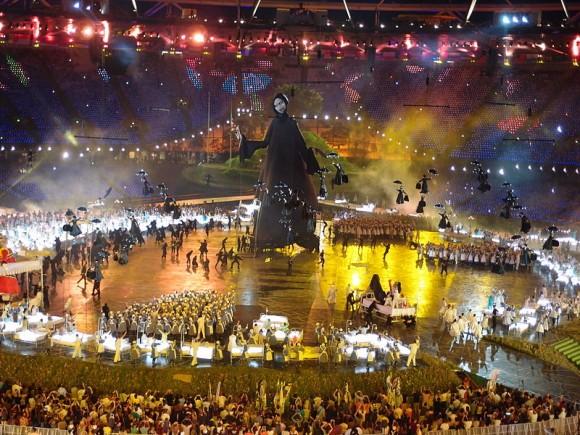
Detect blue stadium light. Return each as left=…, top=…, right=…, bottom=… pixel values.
left=522, top=16, right=528, bottom=24
left=512, top=16, right=519, bottom=24
left=502, top=16, right=510, bottom=25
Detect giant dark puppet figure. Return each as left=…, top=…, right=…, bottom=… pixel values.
left=237, top=93, right=321, bottom=251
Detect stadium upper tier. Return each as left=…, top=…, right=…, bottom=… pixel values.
left=1, top=44, right=578, bottom=166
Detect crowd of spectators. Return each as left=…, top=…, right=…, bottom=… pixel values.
left=0, top=377, right=575, bottom=434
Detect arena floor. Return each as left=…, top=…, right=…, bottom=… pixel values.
left=52, top=225, right=580, bottom=401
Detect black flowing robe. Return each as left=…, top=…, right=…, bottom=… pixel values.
left=240, top=114, right=320, bottom=250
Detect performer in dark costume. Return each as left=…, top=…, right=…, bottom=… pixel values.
left=237, top=93, right=321, bottom=251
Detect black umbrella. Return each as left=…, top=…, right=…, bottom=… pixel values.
left=511, top=235, right=521, bottom=240
left=393, top=180, right=403, bottom=184
left=77, top=206, right=88, bottom=212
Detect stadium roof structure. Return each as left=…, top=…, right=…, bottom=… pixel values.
left=3, top=1, right=580, bottom=22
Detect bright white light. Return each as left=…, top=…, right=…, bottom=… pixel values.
left=102, top=20, right=110, bottom=44
left=73, top=2, right=80, bottom=9
left=450, top=165, right=455, bottom=171
left=522, top=16, right=528, bottom=23
left=62, top=151, right=70, bottom=159
left=515, top=164, right=519, bottom=169
left=192, top=32, right=205, bottom=44
left=556, top=125, right=563, bottom=133
left=552, top=166, right=556, bottom=172
left=81, top=26, right=94, bottom=38
left=462, top=167, right=467, bottom=172
left=512, top=16, right=519, bottom=23
left=502, top=16, right=510, bottom=25
left=498, top=168, right=504, bottom=175
left=528, top=165, right=532, bottom=170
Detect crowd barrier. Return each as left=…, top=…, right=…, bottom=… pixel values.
left=428, top=414, right=578, bottom=435
left=0, top=425, right=68, bottom=435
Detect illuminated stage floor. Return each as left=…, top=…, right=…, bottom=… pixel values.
left=52, top=226, right=579, bottom=400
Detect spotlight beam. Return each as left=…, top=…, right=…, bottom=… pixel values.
left=375, top=0, right=385, bottom=28
left=342, top=0, right=354, bottom=27
left=466, top=0, right=478, bottom=22
left=560, top=0, right=570, bottom=18
left=251, top=0, right=263, bottom=18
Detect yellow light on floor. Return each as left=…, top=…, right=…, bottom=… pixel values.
left=351, top=271, right=360, bottom=288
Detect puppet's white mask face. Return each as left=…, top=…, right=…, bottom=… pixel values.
left=273, top=98, right=287, bottom=114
